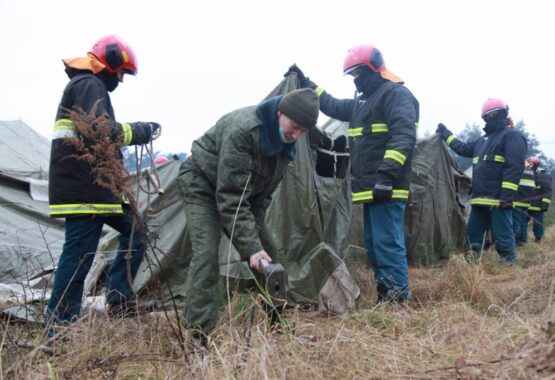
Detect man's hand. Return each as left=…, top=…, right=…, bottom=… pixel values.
left=373, top=182, right=393, bottom=203
left=146, top=122, right=161, bottom=141
left=499, top=200, right=513, bottom=209
left=284, top=64, right=306, bottom=81
left=249, top=250, right=272, bottom=273
left=436, top=123, right=452, bottom=140
left=284, top=64, right=315, bottom=89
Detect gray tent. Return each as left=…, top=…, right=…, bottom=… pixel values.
left=0, top=121, right=64, bottom=285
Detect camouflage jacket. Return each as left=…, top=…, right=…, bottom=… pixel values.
left=178, top=96, right=294, bottom=259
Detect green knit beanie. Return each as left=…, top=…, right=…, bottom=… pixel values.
left=278, top=88, right=319, bottom=129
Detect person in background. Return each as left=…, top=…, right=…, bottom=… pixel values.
left=286, top=44, right=418, bottom=303
left=513, top=159, right=535, bottom=246
left=176, top=88, right=319, bottom=345
left=436, top=98, right=527, bottom=264
left=527, top=156, right=552, bottom=243
left=46, top=35, right=161, bottom=334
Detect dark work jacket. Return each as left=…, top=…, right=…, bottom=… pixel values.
left=314, top=80, right=418, bottom=203
left=514, top=167, right=536, bottom=208
left=48, top=69, right=151, bottom=218
left=530, top=167, right=553, bottom=211
left=444, top=126, right=527, bottom=206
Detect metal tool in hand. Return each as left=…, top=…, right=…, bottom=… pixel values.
left=260, top=259, right=287, bottom=304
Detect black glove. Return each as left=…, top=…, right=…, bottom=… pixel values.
left=148, top=122, right=162, bottom=140
left=541, top=204, right=549, bottom=212
left=436, top=123, right=452, bottom=141
left=373, top=182, right=393, bottom=203
left=499, top=200, right=513, bottom=209
left=129, top=122, right=161, bottom=144
left=284, top=64, right=315, bottom=89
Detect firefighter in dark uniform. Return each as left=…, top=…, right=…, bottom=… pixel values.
left=437, top=98, right=527, bottom=264
left=513, top=160, right=536, bottom=245
left=46, top=35, right=161, bottom=330
left=286, top=44, right=418, bottom=302
left=528, top=156, right=552, bottom=243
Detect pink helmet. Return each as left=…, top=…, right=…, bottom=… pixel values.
left=342, top=44, right=402, bottom=83
left=154, top=156, right=169, bottom=165
left=527, top=156, right=540, bottom=167
left=481, top=98, right=509, bottom=119
left=89, top=35, right=138, bottom=75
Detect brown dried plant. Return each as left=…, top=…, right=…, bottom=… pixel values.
left=60, top=102, right=139, bottom=220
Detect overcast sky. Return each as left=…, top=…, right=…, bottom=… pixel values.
left=1, top=0, right=554, bottom=157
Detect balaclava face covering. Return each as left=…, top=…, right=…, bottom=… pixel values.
left=353, top=65, right=384, bottom=94
left=483, top=112, right=507, bottom=134
left=96, top=70, right=120, bottom=92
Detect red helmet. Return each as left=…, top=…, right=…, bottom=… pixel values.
left=343, top=44, right=385, bottom=75
left=154, top=156, right=169, bottom=165
left=481, top=98, right=509, bottom=119
left=89, top=35, right=138, bottom=75
left=343, top=44, right=402, bottom=83
left=527, top=156, right=540, bottom=166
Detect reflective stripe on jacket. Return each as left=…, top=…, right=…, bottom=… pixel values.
left=48, top=70, right=150, bottom=218
left=444, top=126, right=527, bottom=206
left=315, top=79, right=418, bottom=204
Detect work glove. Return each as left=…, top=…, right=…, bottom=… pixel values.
left=541, top=204, right=549, bottom=212
left=436, top=123, right=452, bottom=141
left=373, top=182, right=393, bottom=203
left=284, top=64, right=316, bottom=89
left=129, top=122, right=162, bottom=145
left=499, top=200, right=513, bottom=209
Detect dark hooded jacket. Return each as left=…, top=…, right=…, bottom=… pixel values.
left=312, top=75, right=418, bottom=203
left=443, top=125, right=527, bottom=206
left=48, top=67, right=152, bottom=218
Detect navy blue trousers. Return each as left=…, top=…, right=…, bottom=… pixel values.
left=512, top=206, right=529, bottom=244
left=363, top=201, right=409, bottom=301
left=467, top=206, right=515, bottom=263
left=46, top=214, right=145, bottom=324
left=528, top=210, right=545, bottom=240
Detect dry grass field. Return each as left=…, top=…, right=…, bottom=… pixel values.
left=2, top=228, right=554, bottom=379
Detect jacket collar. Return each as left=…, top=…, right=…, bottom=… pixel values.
left=256, top=96, right=296, bottom=160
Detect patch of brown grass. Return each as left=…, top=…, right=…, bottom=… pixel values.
left=2, top=228, right=555, bottom=378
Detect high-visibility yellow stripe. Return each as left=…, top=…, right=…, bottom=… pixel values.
left=529, top=206, right=541, bottom=211
left=348, top=127, right=363, bottom=137
left=471, top=198, right=500, bottom=206
left=542, top=198, right=551, bottom=204
left=519, top=179, right=536, bottom=187
left=315, top=86, right=325, bottom=96
left=446, top=135, right=456, bottom=145
left=513, top=202, right=530, bottom=208
left=121, top=122, right=133, bottom=146
left=494, top=155, right=505, bottom=163
left=472, top=157, right=479, bottom=164
left=352, top=189, right=409, bottom=203
left=52, top=119, right=77, bottom=139
left=502, top=182, right=518, bottom=191
left=371, top=123, right=388, bottom=133
left=384, top=150, right=407, bottom=165
left=49, top=203, right=124, bottom=215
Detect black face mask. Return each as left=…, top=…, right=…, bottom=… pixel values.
left=353, top=69, right=383, bottom=94
left=483, top=114, right=507, bottom=134
left=97, top=70, right=120, bottom=92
